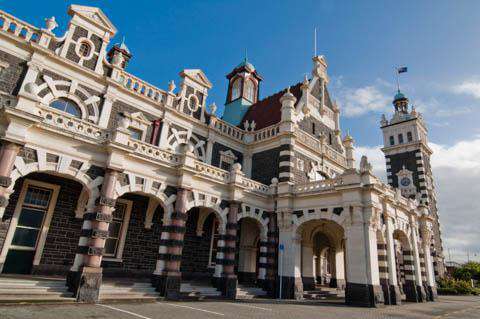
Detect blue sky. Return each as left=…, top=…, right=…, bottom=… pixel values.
left=3, top=1, right=479, bottom=261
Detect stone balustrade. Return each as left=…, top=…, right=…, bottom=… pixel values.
left=114, top=69, right=168, bottom=105
left=194, top=160, right=230, bottom=183
left=0, top=10, right=40, bottom=43
left=128, top=137, right=181, bottom=165
left=39, top=107, right=106, bottom=141
left=252, top=124, right=280, bottom=142
left=211, top=117, right=245, bottom=141
left=295, top=129, right=346, bottom=167
left=242, top=177, right=270, bottom=194
left=294, top=177, right=343, bottom=194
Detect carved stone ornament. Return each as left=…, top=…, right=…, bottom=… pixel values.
left=44, top=16, right=58, bottom=32
left=99, top=196, right=116, bottom=207
left=0, top=176, right=12, bottom=188
left=360, top=155, right=373, bottom=173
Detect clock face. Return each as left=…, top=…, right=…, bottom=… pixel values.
left=400, top=177, right=411, bottom=187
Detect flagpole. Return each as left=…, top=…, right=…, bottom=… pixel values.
left=314, top=27, right=317, bottom=57
left=395, top=67, right=400, bottom=92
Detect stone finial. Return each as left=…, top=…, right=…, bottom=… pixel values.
left=243, top=120, right=250, bottom=131
left=209, top=102, right=217, bottom=115
left=360, top=155, right=373, bottom=173
left=231, top=162, right=242, bottom=172
left=44, top=16, right=58, bottom=33
left=270, top=177, right=279, bottom=185
left=168, top=80, right=176, bottom=93
left=301, top=74, right=309, bottom=90
left=250, top=121, right=256, bottom=130
left=411, top=105, right=417, bottom=116
left=380, top=114, right=388, bottom=126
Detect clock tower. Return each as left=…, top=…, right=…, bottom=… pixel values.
left=380, top=90, right=446, bottom=278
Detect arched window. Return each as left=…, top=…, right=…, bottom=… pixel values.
left=49, top=98, right=81, bottom=118
left=231, top=78, right=241, bottom=101
left=244, top=79, right=255, bottom=102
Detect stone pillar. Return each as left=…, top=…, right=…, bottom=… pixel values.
left=158, top=119, right=171, bottom=148
left=344, top=205, right=384, bottom=307
left=0, top=142, right=20, bottom=219
left=212, top=226, right=226, bottom=289
left=377, top=240, right=391, bottom=305
left=410, top=220, right=427, bottom=302
left=301, top=244, right=315, bottom=290
left=422, top=239, right=437, bottom=301
left=221, top=201, right=239, bottom=299
left=161, top=188, right=188, bottom=299
left=205, top=137, right=214, bottom=165
left=265, top=212, right=278, bottom=296
left=278, top=220, right=303, bottom=300
left=152, top=218, right=172, bottom=292
left=332, top=248, right=346, bottom=289
left=67, top=169, right=118, bottom=303
left=257, top=235, right=268, bottom=287
left=385, top=215, right=402, bottom=305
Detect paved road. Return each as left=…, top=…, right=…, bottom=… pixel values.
left=1, top=295, right=480, bottom=319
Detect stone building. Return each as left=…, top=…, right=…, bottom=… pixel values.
left=0, top=5, right=443, bottom=307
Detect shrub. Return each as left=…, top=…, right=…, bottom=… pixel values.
left=437, top=278, right=476, bottom=295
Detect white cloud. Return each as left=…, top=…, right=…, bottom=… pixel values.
left=452, top=80, right=480, bottom=99
left=354, top=138, right=480, bottom=263
left=339, top=85, right=390, bottom=117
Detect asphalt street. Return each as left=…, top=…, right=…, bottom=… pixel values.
left=1, top=295, right=479, bottom=319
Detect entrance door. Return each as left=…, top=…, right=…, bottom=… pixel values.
left=3, top=182, right=58, bottom=274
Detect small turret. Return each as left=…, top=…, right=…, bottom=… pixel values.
left=107, top=40, right=132, bottom=69
left=393, top=90, right=409, bottom=114
left=342, top=132, right=355, bottom=169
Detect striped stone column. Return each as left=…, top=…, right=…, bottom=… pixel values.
left=152, top=221, right=173, bottom=293
left=385, top=217, right=401, bottom=305
left=257, top=236, right=268, bottom=287
left=0, top=142, right=20, bottom=219
left=377, top=242, right=390, bottom=304
left=212, top=226, right=226, bottom=289
left=68, top=169, right=118, bottom=302
left=278, top=144, right=294, bottom=182
left=265, top=212, right=278, bottom=296
left=162, top=188, right=188, bottom=299
left=222, top=201, right=239, bottom=299
left=402, top=249, right=422, bottom=302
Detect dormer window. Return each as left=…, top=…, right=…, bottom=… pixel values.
left=49, top=98, right=81, bottom=118
left=244, top=79, right=255, bottom=102
left=231, top=78, right=241, bottom=100
left=78, top=42, right=91, bottom=58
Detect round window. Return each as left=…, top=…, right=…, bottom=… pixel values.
left=78, top=41, right=91, bottom=58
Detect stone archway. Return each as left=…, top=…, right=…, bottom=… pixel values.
left=236, top=217, right=263, bottom=285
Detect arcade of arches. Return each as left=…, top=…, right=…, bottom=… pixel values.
left=0, top=146, right=437, bottom=307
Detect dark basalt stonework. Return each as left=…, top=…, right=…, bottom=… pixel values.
left=389, top=285, right=402, bottom=305
left=278, top=276, right=303, bottom=300
left=67, top=267, right=102, bottom=303
left=222, top=277, right=238, bottom=299
left=329, top=278, right=346, bottom=290
left=345, top=282, right=384, bottom=307
left=301, top=276, right=315, bottom=291
left=238, top=271, right=256, bottom=285
left=425, top=285, right=437, bottom=301
left=165, top=275, right=181, bottom=300
left=403, top=281, right=426, bottom=302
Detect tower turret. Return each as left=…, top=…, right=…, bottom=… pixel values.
left=222, top=58, right=262, bottom=126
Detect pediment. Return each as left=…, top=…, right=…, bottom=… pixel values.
left=180, top=69, right=213, bottom=89
left=69, top=5, right=117, bottom=35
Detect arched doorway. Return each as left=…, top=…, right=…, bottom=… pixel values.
left=181, top=207, right=221, bottom=283
left=0, top=172, right=86, bottom=275
left=101, top=192, right=165, bottom=279
left=298, top=219, right=346, bottom=293
left=236, top=217, right=262, bottom=285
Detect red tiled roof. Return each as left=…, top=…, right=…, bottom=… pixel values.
left=240, top=82, right=303, bottom=130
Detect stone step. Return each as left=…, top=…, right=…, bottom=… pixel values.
left=99, top=293, right=160, bottom=301
left=0, top=295, right=76, bottom=304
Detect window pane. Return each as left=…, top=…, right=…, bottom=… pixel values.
left=49, top=98, right=81, bottom=118
left=108, top=221, right=122, bottom=238
left=113, top=203, right=126, bottom=220
left=104, top=238, right=117, bottom=255
left=128, top=128, right=142, bottom=140
left=24, top=187, right=51, bottom=208
left=18, top=208, right=45, bottom=228
left=12, top=228, right=39, bottom=247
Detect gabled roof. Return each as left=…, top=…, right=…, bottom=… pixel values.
left=240, top=81, right=303, bottom=130
left=68, top=5, right=117, bottom=35
left=180, top=69, right=213, bottom=89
